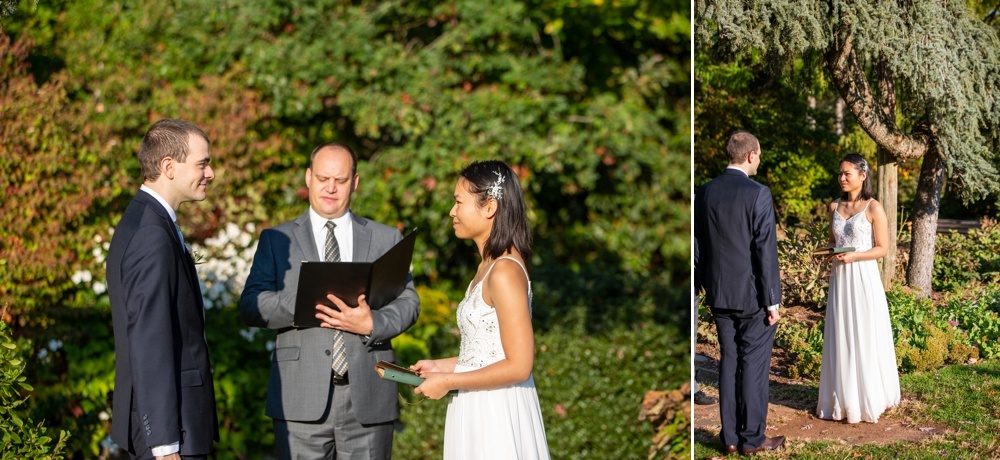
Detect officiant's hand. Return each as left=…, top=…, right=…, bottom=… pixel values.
left=414, top=373, right=453, bottom=400
left=316, top=294, right=374, bottom=335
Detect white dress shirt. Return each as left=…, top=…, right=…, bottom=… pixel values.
left=309, top=208, right=354, bottom=262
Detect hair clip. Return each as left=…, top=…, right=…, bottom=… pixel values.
left=486, top=171, right=505, bottom=201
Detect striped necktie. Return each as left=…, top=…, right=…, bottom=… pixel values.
left=325, top=221, right=349, bottom=377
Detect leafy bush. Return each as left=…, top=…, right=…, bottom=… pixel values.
left=777, top=219, right=831, bottom=308
left=933, top=220, right=1000, bottom=292
left=774, top=321, right=825, bottom=380
left=888, top=288, right=979, bottom=373
left=1, top=311, right=69, bottom=459
left=936, top=286, right=1000, bottom=360
left=4, top=1, right=690, bottom=457
left=392, top=323, right=690, bottom=459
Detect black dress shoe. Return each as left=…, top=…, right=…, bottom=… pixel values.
left=741, top=436, right=786, bottom=455
left=694, top=390, right=718, bottom=405
left=724, top=445, right=738, bottom=454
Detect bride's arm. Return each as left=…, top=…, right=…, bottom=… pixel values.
left=414, top=260, right=534, bottom=399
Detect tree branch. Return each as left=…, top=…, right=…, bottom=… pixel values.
left=825, top=32, right=929, bottom=160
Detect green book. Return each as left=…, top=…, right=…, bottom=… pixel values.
left=813, top=246, right=855, bottom=255
left=375, top=361, right=425, bottom=386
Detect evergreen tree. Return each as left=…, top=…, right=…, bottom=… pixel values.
left=696, top=0, right=1000, bottom=296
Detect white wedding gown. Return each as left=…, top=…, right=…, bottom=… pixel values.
left=444, top=257, right=550, bottom=459
left=817, top=200, right=901, bottom=423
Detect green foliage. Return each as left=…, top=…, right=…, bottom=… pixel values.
left=936, top=287, right=1000, bottom=360
left=694, top=56, right=843, bottom=223
left=0, top=314, right=69, bottom=459
left=776, top=218, right=830, bottom=307
left=0, top=34, right=122, bottom=317
left=393, top=323, right=690, bottom=458
left=933, top=222, right=1000, bottom=292
left=696, top=0, right=1000, bottom=204
left=2, top=0, right=689, bottom=456
left=887, top=288, right=979, bottom=373
left=774, top=321, right=824, bottom=380
left=392, top=286, right=459, bottom=367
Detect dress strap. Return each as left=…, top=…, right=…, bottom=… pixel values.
left=484, top=256, right=530, bottom=281
left=860, top=199, right=873, bottom=213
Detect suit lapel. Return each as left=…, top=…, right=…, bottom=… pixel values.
left=351, top=214, right=373, bottom=262
left=135, top=190, right=206, bottom=314
left=292, top=213, right=319, bottom=262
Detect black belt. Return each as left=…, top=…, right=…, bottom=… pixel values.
left=332, top=371, right=349, bottom=385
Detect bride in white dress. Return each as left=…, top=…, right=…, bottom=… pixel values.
left=816, top=154, right=901, bottom=424
left=412, top=160, right=550, bottom=459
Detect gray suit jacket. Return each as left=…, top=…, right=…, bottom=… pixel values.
left=238, top=212, right=420, bottom=424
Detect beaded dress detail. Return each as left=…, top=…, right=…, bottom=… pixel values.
left=443, top=257, right=549, bottom=459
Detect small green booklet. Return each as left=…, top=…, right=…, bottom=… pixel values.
left=375, top=361, right=425, bottom=386
left=812, top=246, right=855, bottom=255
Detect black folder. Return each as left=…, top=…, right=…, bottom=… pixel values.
left=293, top=229, right=417, bottom=328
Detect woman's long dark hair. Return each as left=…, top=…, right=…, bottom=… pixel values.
left=839, top=154, right=875, bottom=201
left=459, top=160, right=532, bottom=261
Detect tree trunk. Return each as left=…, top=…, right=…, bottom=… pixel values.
left=877, top=150, right=898, bottom=288
left=907, top=145, right=946, bottom=297
left=875, top=59, right=897, bottom=289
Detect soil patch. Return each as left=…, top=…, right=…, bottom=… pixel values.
left=694, top=305, right=947, bottom=457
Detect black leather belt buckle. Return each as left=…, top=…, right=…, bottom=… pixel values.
left=332, top=372, right=349, bottom=385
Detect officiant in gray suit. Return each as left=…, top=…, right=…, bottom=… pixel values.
left=239, top=142, right=420, bottom=460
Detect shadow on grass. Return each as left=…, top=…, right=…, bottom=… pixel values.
left=769, top=381, right=819, bottom=412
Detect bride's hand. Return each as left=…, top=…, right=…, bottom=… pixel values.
left=414, top=373, right=453, bottom=400
left=411, top=359, right=443, bottom=374
left=834, top=252, right=857, bottom=264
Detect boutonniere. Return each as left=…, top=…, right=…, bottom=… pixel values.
left=188, top=245, right=205, bottom=265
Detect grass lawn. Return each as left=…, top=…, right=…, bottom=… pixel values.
left=694, top=359, right=1000, bottom=459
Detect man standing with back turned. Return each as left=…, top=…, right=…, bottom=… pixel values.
left=107, top=119, right=219, bottom=459
left=694, top=130, right=785, bottom=456
left=239, top=142, right=419, bottom=459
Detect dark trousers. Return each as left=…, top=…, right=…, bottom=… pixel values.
left=712, top=307, right=777, bottom=449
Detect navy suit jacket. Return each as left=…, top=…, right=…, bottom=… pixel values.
left=694, top=169, right=782, bottom=312
left=107, top=190, right=218, bottom=456
left=238, top=212, right=420, bottom=424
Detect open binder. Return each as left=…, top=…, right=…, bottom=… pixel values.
left=293, top=228, right=417, bottom=328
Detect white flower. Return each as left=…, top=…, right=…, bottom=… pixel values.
left=98, top=411, right=110, bottom=421
left=93, top=282, right=107, bottom=295
left=71, top=270, right=93, bottom=285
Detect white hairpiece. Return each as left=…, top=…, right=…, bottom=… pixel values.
left=486, top=171, right=505, bottom=201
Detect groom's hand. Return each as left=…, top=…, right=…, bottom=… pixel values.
left=767, top=309, right=780, bottom=325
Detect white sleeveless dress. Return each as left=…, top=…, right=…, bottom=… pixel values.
left=443, top=257, right=550, bottom=459
left=816, top=200, right=901, bottom=423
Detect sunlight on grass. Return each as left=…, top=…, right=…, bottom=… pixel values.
left=694, top=360, right=1000, bottom=459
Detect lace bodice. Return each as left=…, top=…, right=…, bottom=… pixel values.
left=832, top=200, right=874, bottom=251
left=455, top=257, right=532, bottom=369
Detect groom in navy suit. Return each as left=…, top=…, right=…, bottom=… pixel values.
left=107, top=119, right=219, bottom=459
left=694, top=130, right=785, bottom=456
